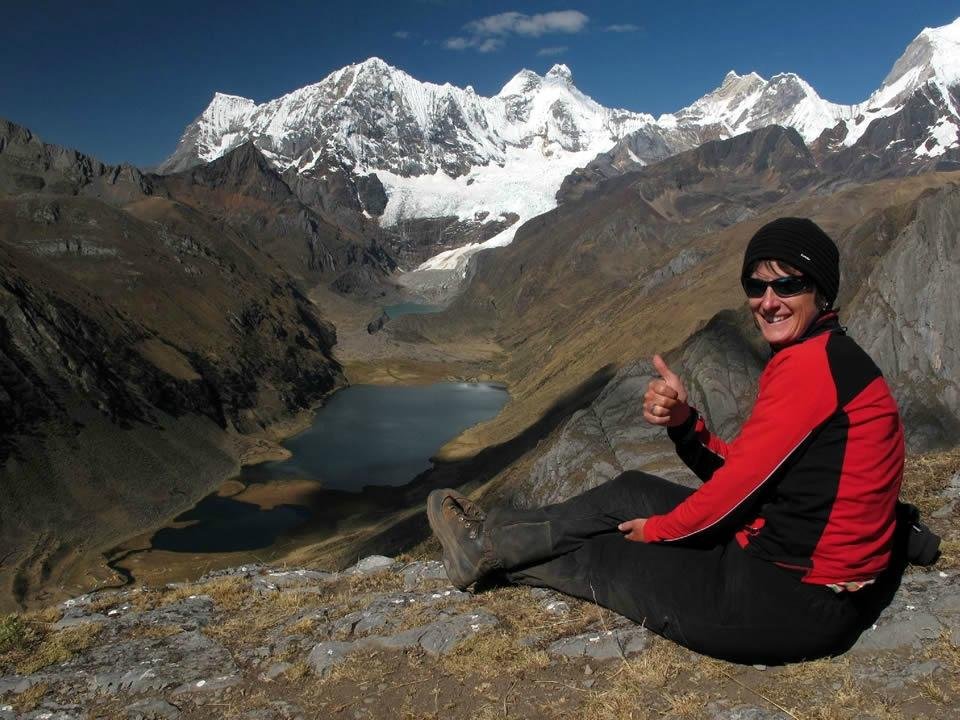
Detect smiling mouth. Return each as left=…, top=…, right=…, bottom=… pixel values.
left=762, top=315, right=790, bottom=324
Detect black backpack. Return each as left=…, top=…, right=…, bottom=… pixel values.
left=896, top=501, right=941, bottom=566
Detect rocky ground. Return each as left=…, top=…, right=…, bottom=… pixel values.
left=2, top=531, right=958, bottom=719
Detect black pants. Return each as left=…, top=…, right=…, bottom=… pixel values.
left=486, top=471, right=880, bottom=664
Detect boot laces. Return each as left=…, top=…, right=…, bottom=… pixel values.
left=457, top=513, right=480, bottom=539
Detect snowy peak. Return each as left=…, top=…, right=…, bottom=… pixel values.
left=871, top=17, right=960, bottom=109
left=161, top=58, right=651, bottom=178
left=673, top=69, right=851, bottom=143
left=545, top=64, right=573, bottom=84
left=209, top=92, right=256, bottom=109
left=498, top=69, right=543, bottom=97
left=200, top=93, right=256, bottom=130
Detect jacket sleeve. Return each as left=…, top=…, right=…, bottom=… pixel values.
left=667, top=409, right=730, bottom=482
left=644, top=346, right=837, bottom=543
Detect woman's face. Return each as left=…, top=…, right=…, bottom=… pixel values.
left=748, top=260, right=820, bottom=349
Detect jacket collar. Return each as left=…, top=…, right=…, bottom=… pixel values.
left=770, top=311, right=843, bottom=354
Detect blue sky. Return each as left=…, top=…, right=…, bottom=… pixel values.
left=1, top=0, right=958, bottom=169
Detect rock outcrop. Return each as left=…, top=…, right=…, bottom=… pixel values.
left=846, top=185, right=960, bottom=449
left=507, top=310, right=764, bottom=509
left=1, top=552, right=957, bottom=719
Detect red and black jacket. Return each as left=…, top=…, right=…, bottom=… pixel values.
left=643, top=314, right=905, bottom=585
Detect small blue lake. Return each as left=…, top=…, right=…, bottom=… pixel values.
left=383, top=302, right=444, bottom=319
left=242, top=382, right=508, bottom=490
left=133, top=382, right=508, bottom=559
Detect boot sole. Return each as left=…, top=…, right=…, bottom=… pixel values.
left=426, top=489, right=478, bottom=590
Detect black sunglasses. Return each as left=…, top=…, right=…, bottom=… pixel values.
left=741, top=275, right=813, bottom=299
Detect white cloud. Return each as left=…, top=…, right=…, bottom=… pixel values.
left=444, top=36, right=471, bottom=50
left=467, top=10, right=588, bottom=37
left=445, top=9, right=588, bottom=52
left=536, top=46, right=568, bottom=56
left=604, top=23, right=640, bottom=33
left=477, top=38, right=504, bottom=53
left=393, top=30, right=411, bottom=39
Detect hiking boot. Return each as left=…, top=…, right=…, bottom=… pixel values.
left=426, top=488, right=498, bottom=590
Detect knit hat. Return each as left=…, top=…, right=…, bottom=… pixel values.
left=741, top=217, right=840, bottom=305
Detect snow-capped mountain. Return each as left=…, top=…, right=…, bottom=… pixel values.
left=160, top=60, right=654, bottom=277
left=670, top=71, right=856, bottom=144
left=582, top=17, right=960, bottom=194
left=160, top=59, right=649, bottom=192
left=838, top=17, right=960, bottom=152
left=162, top=18, right=960, bottom=281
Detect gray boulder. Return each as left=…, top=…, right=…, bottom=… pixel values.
left=547, top=626, right=650, bottom=660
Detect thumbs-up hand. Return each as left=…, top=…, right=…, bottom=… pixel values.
left=643, top=354, right=691, bottom=428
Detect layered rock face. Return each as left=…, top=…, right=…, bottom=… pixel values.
left=157, top=141, right=397, bottom=294
left=0, top=119, right=360, bottom=609
left=846, top=185, right=960, bottom=449
left=510, top=311, right=765, bottom=509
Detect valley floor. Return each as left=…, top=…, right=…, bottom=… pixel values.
left=308, top=286, right=504, bottom=388
left=8, top=287, right=507, bottom=613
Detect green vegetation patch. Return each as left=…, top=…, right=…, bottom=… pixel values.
left=0, top=614, right=31, bottom=654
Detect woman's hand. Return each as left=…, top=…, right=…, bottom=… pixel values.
left=618, top=518, right=648, bottom=542
left=643, top=354, right=691, bottom=428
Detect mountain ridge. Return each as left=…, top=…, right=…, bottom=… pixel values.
left=159, top=17, right=960, bottom=284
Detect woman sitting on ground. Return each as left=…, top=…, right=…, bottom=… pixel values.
left=427, top=217, right=905, bottom=664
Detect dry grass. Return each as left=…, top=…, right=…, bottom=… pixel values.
left=924, top=631, right=960, bottom=675
left=283, top=661, right=311, bottom=682
left=747, top=656, right=860, bottom=719
left=578, top=638, right=693, bottom=719
left=26, top=606, right=63, bottom=625
left=203, top=606, right=283, bottom=645
left=15, top=622, right=102, bottom=674
left=901, top=448, right=959, bottom=574
left=82, top=592, right=127, bottom=616
left=134, top=623, right=183, bottom=640
left=937, top=538, right=960, bottom=570
left=901, top=448, right=960, bottom=516
left=5, top=681, right=48, bottom=714
left=341, top=569, right=407, bottom=596
left=287, top=616, right=319, bottom=636
left=472, top=586, right=606, bottom=644
left=444, top=629, right=551, bottom=679
left=664, top=690, right=710, bottom=718
left=402, top=536, right=442, bottom=563
left=205, top=588, right=322, bottom=644
left=918, top=677, right=952, bottom=705
left=181, top=575, right=249, bottom=611
left=130, top=574, right=251, bottom=613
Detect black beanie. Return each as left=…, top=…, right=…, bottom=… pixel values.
left=741, top=217, right=840, bottom=305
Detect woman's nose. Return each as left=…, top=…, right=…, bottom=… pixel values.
left=760, top=287, right=781, bottom=309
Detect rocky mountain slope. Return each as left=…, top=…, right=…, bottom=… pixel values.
left=389, top=125, right=960, bottom=468
left=0, top=118, right=395, bottom=611
left=1, top=442, right=957, bottom=720
left=158, top=141, right=396, bottom=294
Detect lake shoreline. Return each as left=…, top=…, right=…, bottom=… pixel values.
left=103, top=381, right=509, bottom=591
